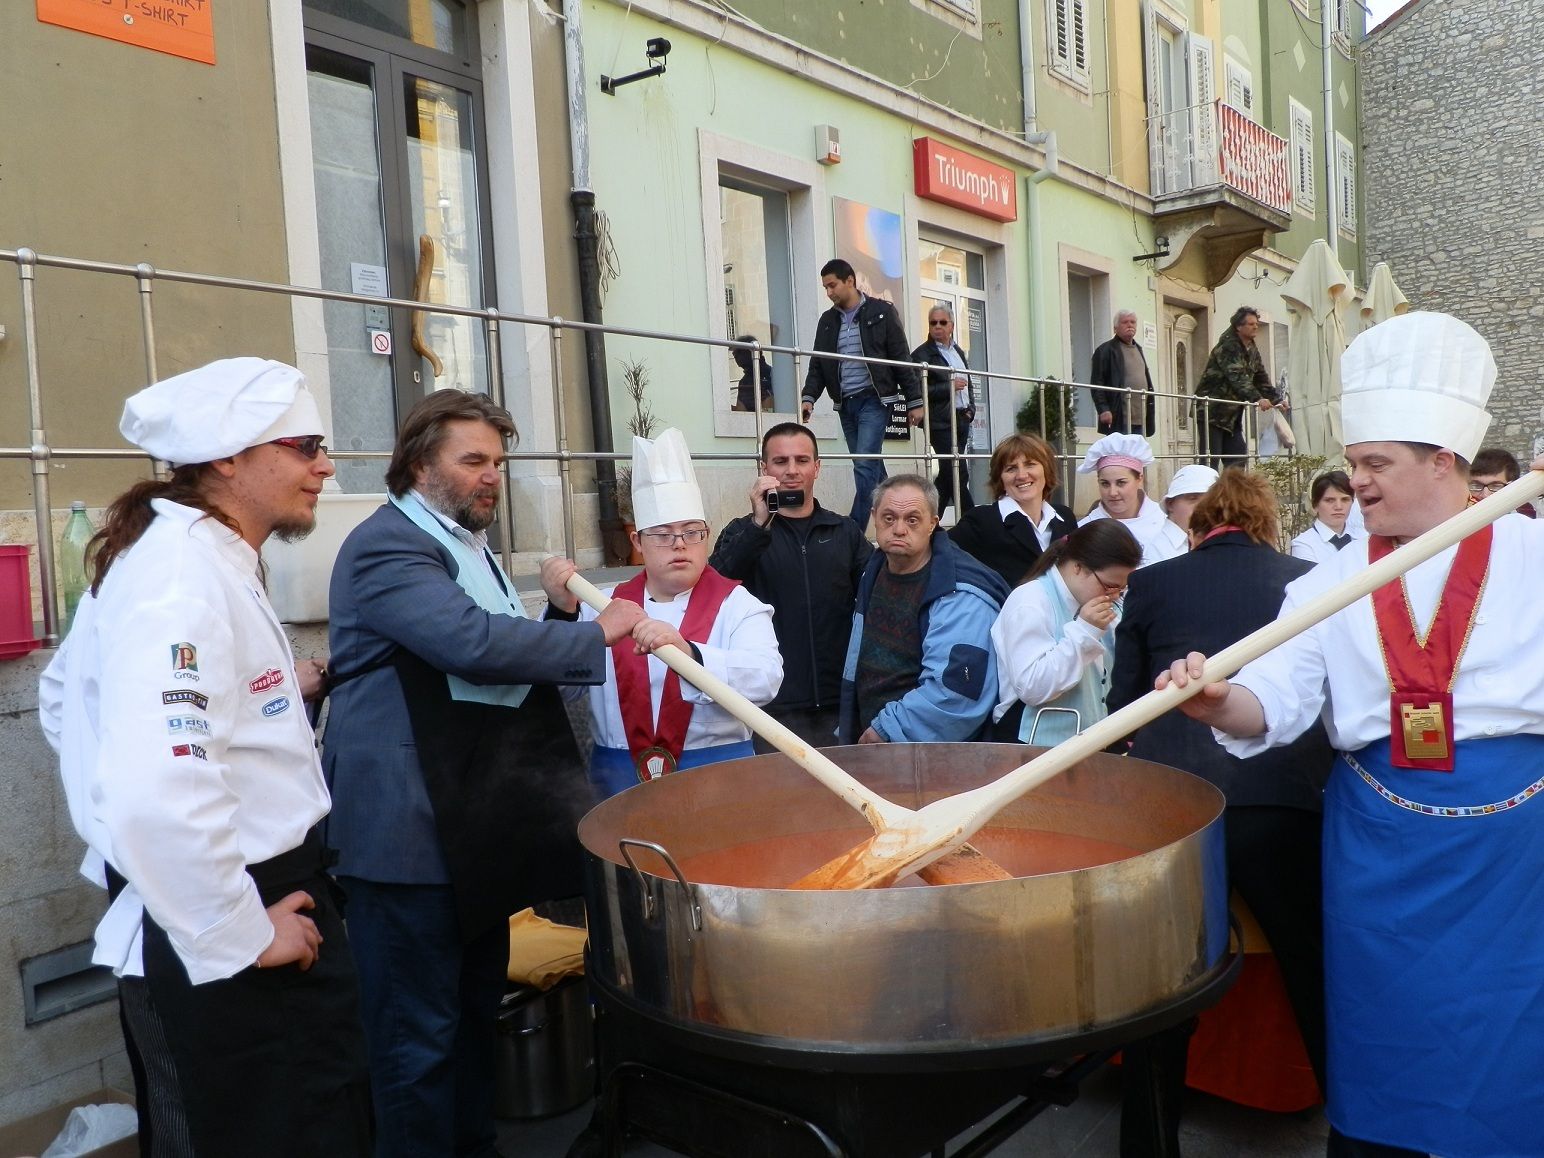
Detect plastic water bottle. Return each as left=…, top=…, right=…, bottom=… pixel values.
left=59, top=501, right=93, bottom=635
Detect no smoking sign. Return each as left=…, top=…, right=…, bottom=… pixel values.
left=369, top=329, right=392, bottom=356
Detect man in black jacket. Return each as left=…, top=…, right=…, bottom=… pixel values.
left=710, top=422, right=873, bottom=748
left=911, top=303, right=977, bottom=517
left=1089, top=309, right=1156, bottom=435
left=800, top=258, right=923, bottom=529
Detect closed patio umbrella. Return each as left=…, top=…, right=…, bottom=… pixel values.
left=1361, top=261, right=1410, bottom=331
left=1281, top=239, right=1351, bottom=460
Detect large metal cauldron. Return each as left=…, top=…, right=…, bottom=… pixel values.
left=579, top=744, right=1228, bottom=1055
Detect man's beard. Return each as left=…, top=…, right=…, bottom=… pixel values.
left=271, top=516, right=316, bottom=543
left=421, top=472, right=498, bottom=532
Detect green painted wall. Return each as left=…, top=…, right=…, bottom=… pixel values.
left=729, top=0, right=1027, bottom=134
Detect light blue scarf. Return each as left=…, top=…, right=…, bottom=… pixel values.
left=1018, top=570, right=1115, bottom=746
left=389, top=491, right=530, bottom=708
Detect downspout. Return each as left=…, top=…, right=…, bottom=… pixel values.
left=1019, top=0, right=1038, bottom=135
left=1024, top=133, right=1067, bottom=486
left=1321, top=0, right=1339, bottom=257
left=563, top=0, right=626, bottom=561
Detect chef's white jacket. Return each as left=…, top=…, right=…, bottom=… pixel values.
left=1079, top=494, right=1175, bottom=568
left=39, top=500, right=328, bottom=983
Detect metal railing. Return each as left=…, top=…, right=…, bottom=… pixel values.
left=1, top=245, right=1263, bottom=646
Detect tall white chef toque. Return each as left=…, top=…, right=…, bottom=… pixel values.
left=120, top=357, right=326, bottom=466
left=631, top=428, right=706, bottom=531
left=1078, top=432, right=1155, bottom=475
left=1340, top=312, right=1495, bottom=462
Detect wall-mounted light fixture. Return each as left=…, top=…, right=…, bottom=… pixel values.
left=601, top=37, right=671, bottom=95
left=1132, top=236, right=1171, bottom=263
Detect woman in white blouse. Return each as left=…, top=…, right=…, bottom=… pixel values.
left=1290, top=470, right=1361, bottom=566
left=989, top=519, right=1142, bottom=745
left=1076, top=432, right=1172, bottom=567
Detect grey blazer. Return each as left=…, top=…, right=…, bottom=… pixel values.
left=322, top=503, right=606, bottom=884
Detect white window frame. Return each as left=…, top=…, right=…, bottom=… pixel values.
left=1186, top=33, right=1217, bottom=187
left=1047, top=0, right=1092, bottom=91
left=698, top=130, right=830, bottom=441
left=931, top=0, right=978, bottom=22
left=1289, top=97, right=1316, bottom=217
left=1335, top=132, right=1357, bottom=239
left=1224, top=56, right=1254, bottom=120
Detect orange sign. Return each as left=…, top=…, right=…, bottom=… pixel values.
left=913, top=137, right=1018, bottom=223
left=37, top=0, right=216, bottom=66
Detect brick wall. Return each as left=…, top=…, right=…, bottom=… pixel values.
left=1360, top=0, right=1544, bottom=463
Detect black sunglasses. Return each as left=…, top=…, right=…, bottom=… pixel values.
left=270, top=435, right=329, bottom=460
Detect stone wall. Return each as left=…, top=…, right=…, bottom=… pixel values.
left=1360, top=0, right=1544, bottom=462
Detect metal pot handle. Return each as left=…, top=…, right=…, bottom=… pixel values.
left=618, top=838, right=702, bottom=932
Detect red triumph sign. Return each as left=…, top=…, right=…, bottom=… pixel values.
left=913, top=138, right=1018, bottom=223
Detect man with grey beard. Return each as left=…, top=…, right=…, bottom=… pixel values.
left=323, top=389, right=643, bottom=1157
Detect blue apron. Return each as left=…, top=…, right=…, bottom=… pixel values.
left=1017, top=572, right=1115, bottom=747
left=1324, top=735, right=1544, bottom=1156
left=588, top=740, right=754, bottom=801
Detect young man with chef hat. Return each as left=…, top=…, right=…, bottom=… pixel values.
left=38, top=358, right=370, bottom=1156
left=1160, top=312, right=1544, bottom=1157
left=548, top=428, right=782, bottom=798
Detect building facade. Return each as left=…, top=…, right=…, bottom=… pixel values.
left=1361, top=0, right=1544, bottom=461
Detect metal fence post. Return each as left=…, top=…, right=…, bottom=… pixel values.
left=549, top=319, right=575, bottom=562
left=16, top=249, right=60, bottom=646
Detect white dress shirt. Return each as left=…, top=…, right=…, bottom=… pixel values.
left=1219, top=513, right=1544, bottom=758
left=576, top=582, right=783, bottom=750
left=38, top=500, right=329, bottom=983
left=1290, top=519, right=1364, bottom=567
left=998, top=495, right=1060, bottom=550
left=1079, top=494, right=1174, bottom=568
left=990, top=567, right=1113, bottom=723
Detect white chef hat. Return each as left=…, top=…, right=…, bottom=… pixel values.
left=1078, top=432, right=1155, bottom=475
left=120, top=358, right=325, bottom=466
left=1340, top=312, right=1495, bottom=462
left=631, top=428, right=706, bottom=531
left=1164, top=464, right=1219, bottom=501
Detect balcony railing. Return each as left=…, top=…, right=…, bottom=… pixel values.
left=1153, top=100, right=1292, bottom=217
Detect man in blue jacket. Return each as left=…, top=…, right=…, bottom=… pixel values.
left=323, top=389, right=643, bottom=1158
left=800, top=258, right=923, bottom=529
left=839, top=474, right=1009, bottom=743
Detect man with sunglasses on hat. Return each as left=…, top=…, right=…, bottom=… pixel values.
left=548, top=428, right=782, bottom=799
left=38, top=358, right=371, bottom=1157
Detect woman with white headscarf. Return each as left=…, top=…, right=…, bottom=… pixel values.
left=1076, top=433, right=1172, bottom=567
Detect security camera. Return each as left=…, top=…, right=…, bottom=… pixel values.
left=645, top=37, right=671, bottom=59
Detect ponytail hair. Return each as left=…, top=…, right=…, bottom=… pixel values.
left=1024, top=519, right=1141, bottom=584
left=87, top=466, right=237, bottom=594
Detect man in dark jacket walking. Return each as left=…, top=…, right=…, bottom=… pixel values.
left=710, top=422, right=872, bottom=748
left=801, top=258, right=923, bottom=529
left=911, top=303, right=977, bottom=517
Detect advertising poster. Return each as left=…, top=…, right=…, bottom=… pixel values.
left=832, top=197, right=914, bottom=442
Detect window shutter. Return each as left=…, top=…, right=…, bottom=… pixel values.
left=1290, top=98, right=1315, bottom=214
left=1049, top=0, right=1071, bottom=77
left=1143, top=0, right=1165, bottom=194
left=1187, top=33, right=1217, bottom=186
left=1336, top=133, right=1357, bottom=236
left=1224, top=57, right=1254, bottom=119
left=1071, top=0, right=1090, bottom=80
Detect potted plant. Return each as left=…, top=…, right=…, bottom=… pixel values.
left=611, top=357, right=658, bottom=564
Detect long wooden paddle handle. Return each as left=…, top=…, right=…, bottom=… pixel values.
left=956, top=469, right=1544, bottom=825
left=563, top=572, right=905, bottom=828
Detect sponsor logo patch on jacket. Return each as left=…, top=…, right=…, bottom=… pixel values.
left=162, top=689, right=209, bottom=710
left=248, top=668, right=285, bottom=694
left=170, top=743, right=207, bottom=760
left=171, top=641, right=200, bottom=680
left=261, top=696, right=290, bottom=718
left=166, top=714, right=212, bottom=737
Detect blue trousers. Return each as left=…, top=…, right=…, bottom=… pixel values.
left=340, top=878, right=508, bottom=1158
left=839, top=390, right=890, bottom=528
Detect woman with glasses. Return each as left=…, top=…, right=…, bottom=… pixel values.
left=949, top=432, right=1076, bottom=588
left=1108, top=469, right=1334, bottom=1147
left=1290, top=470, right=1364, bottom=565
left=988, top=519, right=1140, bottom=745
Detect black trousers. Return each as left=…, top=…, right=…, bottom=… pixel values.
left=1202, top=423, right=1248, bottom=472
left=930, top=411, right=976, bottom=515
left=1326, top=1129, right=1424, bottom=1157
left=1120, top=806, right=1326, bottom=1156
left=751, top=703, right=841, bottom=754
left=138, top=833, right=372, bottom=1157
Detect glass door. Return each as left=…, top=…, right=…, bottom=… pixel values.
left=918, top=238, right=991, bottom=447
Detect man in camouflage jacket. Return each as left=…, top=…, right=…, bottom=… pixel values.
left=1194, top=306, right=1281, bottom=469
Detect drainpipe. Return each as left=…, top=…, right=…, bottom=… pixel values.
left=1018, top=0, right=1038, bottom=136
left=1321, top=0, right=1339, bottom=257
left=563, top=0, right=626, bottom=561
left=1024, top=132, right=1070, bottom=486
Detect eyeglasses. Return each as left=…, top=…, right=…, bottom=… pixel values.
left=270, top=435, right=329, bottom=460
left=638, top=526, right=710, bottom=547
left=928, top=319, right=950, bottom=327
left=1468, top=480, right=1508, bottom=495
left=1092, top=569, right=1127, bottom=595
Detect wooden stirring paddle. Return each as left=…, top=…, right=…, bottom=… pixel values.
left=563, top=571, right=1011, bottom=885
left=793, top=470, right=1544, bottom=890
